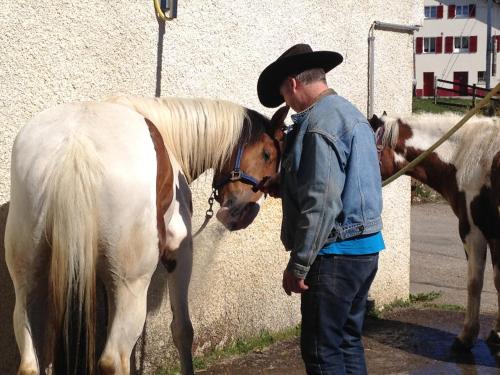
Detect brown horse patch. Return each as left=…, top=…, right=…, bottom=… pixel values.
left=144, top=118, right=174, bottom=258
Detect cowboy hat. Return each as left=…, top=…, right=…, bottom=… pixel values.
left=257, top=43, right=343, bottom=108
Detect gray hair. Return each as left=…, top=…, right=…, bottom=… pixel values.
left=294, top=68, right=327, bottom=85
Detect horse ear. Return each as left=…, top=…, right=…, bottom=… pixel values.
left=382, top=110, right=387, bottom=116
left=270, top=105, right=290, bottom=142
left=368, top=114, right=381, bottom=131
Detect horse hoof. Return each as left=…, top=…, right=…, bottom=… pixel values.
left=486, top=330, right=500, bottom=347
left=18, top=366, right=37, bottom=375
left=98, top=356, right=117, bottom=375
left=451, top=337, right=473, bottom=352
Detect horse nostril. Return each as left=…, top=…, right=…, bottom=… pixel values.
left=226, top=199, right=234, bottom=207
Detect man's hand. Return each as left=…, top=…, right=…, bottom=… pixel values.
left=255, top=174, right=281, bottom=198
left=282, top=269, right=309, bottom=295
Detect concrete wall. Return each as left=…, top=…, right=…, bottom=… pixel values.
left=415, top=0, right=500, bottom=93
left=0, top=1, right=421, bottom=373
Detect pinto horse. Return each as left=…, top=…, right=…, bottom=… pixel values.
left=5, top=96, right=289, bottom=375
left=369, top=112, right=500, bottom=350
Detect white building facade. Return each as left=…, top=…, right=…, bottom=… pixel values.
left=415, top=0, right=500, bottom=96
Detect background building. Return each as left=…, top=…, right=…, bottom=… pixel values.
left=415, top=0, right=500, bottom=96
left=0, top=1, right=421, bottom=373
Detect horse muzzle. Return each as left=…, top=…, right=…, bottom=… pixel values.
left=216, top=201, right=261, bottom=231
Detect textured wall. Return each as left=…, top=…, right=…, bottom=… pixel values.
left=0, top=0, right=421, bottom=373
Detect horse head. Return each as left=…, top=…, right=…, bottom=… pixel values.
left=369, top=111, right=409, bottom=180
left=213, top=105, right=289, bottom=230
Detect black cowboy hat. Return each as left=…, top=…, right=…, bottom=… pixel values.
left=257, top=43, right=343, bottom=108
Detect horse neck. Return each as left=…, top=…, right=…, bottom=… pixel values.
left=163, top=125, right=245, bottom=183
left=399, top=125, right=458, bottom=201
left=116, top=96, right=248, bottom=183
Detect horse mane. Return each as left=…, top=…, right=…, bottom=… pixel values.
left=379, top=116, right=400, bottom=149
left=382, top=112, right=500, bottom=186
left=107, top=96, right=257, bottom=182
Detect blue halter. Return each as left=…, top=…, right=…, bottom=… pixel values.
left=214, top=143, right=260, bottom=190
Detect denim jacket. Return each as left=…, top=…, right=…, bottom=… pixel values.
left=281, top=91, right=383, bottom=278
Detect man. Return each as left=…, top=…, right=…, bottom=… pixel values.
left=257, top=44, right=384, bottom=375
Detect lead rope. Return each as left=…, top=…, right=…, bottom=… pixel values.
left=193, top=188, right=217, bottom=238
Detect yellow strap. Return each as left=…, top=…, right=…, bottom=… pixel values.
left=382, top=82, right=500, bottom=187
left=153, top=0, right=174, bottom=21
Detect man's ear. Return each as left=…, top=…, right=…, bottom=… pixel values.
left=270, top=105, right=290, bottom=142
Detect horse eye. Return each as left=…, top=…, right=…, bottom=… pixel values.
left=263, top=151, right=270, bottom=161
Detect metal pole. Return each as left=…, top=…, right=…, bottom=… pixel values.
left=486, top=0, right=493, bottom=89
left=368, top=25, right=375, bottom=118
left=367, top=21, right=420, bottom=117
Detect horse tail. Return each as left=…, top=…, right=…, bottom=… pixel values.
left=45, top=134, right=102, bottom=375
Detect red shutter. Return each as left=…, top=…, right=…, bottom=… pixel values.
left=470, top=36, right=477, bottom=53
left=469, top=4, right=476, bottom=18
left=448, top=5, right=456, bottom=18
left=416, top=37, right=423, bottom=54
left=437, top=5, right=444, bottom=18
left=496, top=35, right=500, bottom=52
left=445, top=36, right=454, bottom=53
left=436, top=37, right=443, bottom=53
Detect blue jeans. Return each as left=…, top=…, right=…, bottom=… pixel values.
left=300, top=253, right=379, bottom=375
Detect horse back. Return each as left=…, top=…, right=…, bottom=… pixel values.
left=10, top=101, right=174, bottom=263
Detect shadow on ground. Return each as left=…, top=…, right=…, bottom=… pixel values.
left=199, top=308, right=500, bottom=375
left=364, top=308, right=500, bottom=374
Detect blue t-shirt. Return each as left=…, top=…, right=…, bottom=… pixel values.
left=318, top=232, right=385, bottom=255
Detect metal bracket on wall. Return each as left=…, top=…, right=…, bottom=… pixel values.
left=154, top=0, right=177, bottom=21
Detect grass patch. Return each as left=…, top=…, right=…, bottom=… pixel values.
left=412, top=98, right=471, bottom=114
left=423, top=303, right=466, bottom=312
left=411, top=180, right=444, bottom=204
left=159, top=325, right=301, bottom=375
left=368, top=291, right=442, bottom=319
left=410, top=291, right=442, bottom=302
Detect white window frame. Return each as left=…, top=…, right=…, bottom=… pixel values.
left=424, top=6, right=438, bottom=19
left=454, top=36, right=470, bottom=53
left=455, top=5, right=470, bottom=18
left=424, top=37, right=436, bottom=53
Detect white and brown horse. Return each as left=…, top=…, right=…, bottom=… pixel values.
left=369, top=112, right=500, bottom=350
left=5, top=96, right=288, bottom=375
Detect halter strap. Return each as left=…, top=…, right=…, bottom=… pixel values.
left=213, top=143, right=261, bottom=190
left=374, top=126, right=385, bottom=165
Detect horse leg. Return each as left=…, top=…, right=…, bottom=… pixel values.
left=455, top=226, right=488, bottom=349
left=98, top=279, right=152, bottom=375
left=487, top=238, right=500, bottom=346
left=166, top=236, right=194, bottom=375
left=5, top=232, right=40, bottom=375
left=98, top=239, right=158, bottom=375
left=11, top=282, right=39, bottom=375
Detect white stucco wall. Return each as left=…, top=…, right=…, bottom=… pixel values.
left=0, top=1, right=421, bottom=373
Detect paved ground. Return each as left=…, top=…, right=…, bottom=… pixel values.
left=410, top=203, right=497, bottom=313
left=196, top=203, right=500, bottom=375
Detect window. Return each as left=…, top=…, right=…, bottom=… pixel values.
left=424, top=37, right=436, bottom=53
left=425, top=6, right=438, bottom=18
left=456, top=5, right=470, bottom=17
left=454, top=36, right=470, bottom=52
left=478, top=71, right=485, bottom=82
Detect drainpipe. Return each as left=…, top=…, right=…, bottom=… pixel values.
left=367, top=21, right=421, bottom=118
left=486, top=0, right=493, bottom=89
